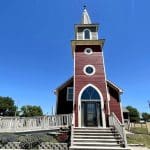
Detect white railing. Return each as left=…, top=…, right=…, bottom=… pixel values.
left=0, top=114, right=72, bottom=133
left=70, top=112, right=75, bottom=147
left=109, top=112, right=127, bottom=147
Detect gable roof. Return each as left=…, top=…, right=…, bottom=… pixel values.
left=107, top=80, right=123, bottom=93
left=122, top=107, right=129, bottom=113
left=55, top=76, right=123, bottom=93
left=55, top=76, right=73, bottom=92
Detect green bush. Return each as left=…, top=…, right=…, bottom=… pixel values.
left=18, top=135, right=42, bottom=149
left=0, top=134, right=17, bottom=145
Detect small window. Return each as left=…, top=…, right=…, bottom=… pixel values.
left=84, top=48, right=93, bottom=55
left=67, top=87, right=73, bottom=101
left=83, top=65, right=96, bottom=76
left=86, top=67, right=93, bottom=74
left=84, top=29, right=90, bottom=39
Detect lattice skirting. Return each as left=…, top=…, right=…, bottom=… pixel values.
left=0, top=142, right=20, bottom=149
left=39, top=142, right=68, bottom=150
left=0, top=142, right=68, bottom=149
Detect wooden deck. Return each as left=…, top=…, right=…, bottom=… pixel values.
left=0, top=114, right=72, bottom=133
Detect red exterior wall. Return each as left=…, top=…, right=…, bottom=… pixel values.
left=108, top=85, right=123, bottom=123
left=74, top=45, right=108, bottom=127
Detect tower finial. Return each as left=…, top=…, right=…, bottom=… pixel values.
left=81, top=6, right=91, bottom=24
left=83, top=5, right=86, bottom=10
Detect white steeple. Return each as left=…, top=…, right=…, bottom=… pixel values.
left=81, top=6, right=92, bottom=24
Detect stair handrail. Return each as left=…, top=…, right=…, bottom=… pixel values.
left=109, top=112, right=127, bottom=147
left=70, top=112, right=74, bottom=147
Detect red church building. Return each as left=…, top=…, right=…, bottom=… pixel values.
left=55, top=7, right=129, bottom=150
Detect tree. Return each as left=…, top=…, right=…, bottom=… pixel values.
left=0, top=96, right=17, bottom=116
left=142, top=112, right=150, bottom=122
left=20, top=105, right=43, bottom=117
left=126, top=106, right=140, bottom=122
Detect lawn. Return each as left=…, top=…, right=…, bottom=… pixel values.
left=130, top=127, right=148, bottom=134
left=127, top=127, right=150, bottom=148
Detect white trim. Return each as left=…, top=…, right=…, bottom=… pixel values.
left=83, top=65, right=96, bottom=76
left=107, top=80, right=123, bottom=93
left=73, top=51, right=76, bottom=126
left=84, top=48, right=93, bottom=55
left=78, top=84, right=106, bottom=127
left=67, top=87, right=73, bottom=101
left=96, top=32, right=98, bottom=40
left=83, top=29, right=92, bottom=40
left=55, top=90, right=59, bottom=115
left=119, top=95, right=124, bottom=124
left=102, top=50, right=110, bottom=115
left=76, top=32, right=78, bottom=40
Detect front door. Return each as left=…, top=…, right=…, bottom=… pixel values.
left=80, top=86, right=102, bottom=127
left=81, top=102, right=102, bottom=127
left=84, top=102, right=97, bottom=126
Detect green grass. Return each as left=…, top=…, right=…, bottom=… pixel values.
left=127, top=134, right=150, bottom=148
left=130, top=127, right=148, bottom=134
left=127, top=127, right=150, bottom=148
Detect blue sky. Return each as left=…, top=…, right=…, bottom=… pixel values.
left=0, top=0, right=150, bottom=114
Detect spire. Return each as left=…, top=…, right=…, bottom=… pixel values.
left=81, top=6, right=92, bottom=24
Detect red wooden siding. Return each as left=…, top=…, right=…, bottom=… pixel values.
left=74, top=45, right=108, bottom=127
left=108, top=85, right=123, bottom=123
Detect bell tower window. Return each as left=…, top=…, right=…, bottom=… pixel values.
left=84, top=29, right=91, bottom=40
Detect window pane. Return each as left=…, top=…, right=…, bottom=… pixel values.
left=68, top=88, right=73, bottom=93
left=68, top=94, right=73, bottom=100
left=84, top=30, right=90, bottom=39
left=86, top=67, right=93, bottom=74
left=67, top=87, right=73, bottom=101
left=81, top=86, right=100, bottom=100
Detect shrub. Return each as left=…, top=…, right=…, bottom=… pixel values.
left=0, top=134, right=17, bottom=146
left=56, top=132, right=69, bottom=143
left=18, top=135, right=42, bottom=149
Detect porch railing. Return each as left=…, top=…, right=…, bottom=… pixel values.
left=0, top=114, right=72, bottom=133
left=109, top=112, right=127, bottom=147
left=70, top=112, right=75, bottom=147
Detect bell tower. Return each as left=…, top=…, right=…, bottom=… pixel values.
left=72, top=7, right=109, bottom=127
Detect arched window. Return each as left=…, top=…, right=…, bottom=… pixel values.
left=84, top=29, right=90, bottom=39
left=81, top=86, right=100, bottom=100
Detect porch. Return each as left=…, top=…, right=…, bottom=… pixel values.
left=0, top=113, right=128, bottom=149
left=0, top=114, right=72, bottom=133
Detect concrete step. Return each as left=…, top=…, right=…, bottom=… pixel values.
left=73, top=138, right=120, bottom=143
left=70, top=146, right=131, bottom=150
left=73, top=142, right=120, bottom=147
left=74, top=127, right=113, bottom=130
left=74, top=132, right=119, bottom=136
left=74, top=129, right=115, bottom=133
left=74, top=135, right=121, bottom=139
left=70, top=127, right=129, bottom=150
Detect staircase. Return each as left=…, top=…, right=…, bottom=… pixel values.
left=70, top=127, right=131, bottom=150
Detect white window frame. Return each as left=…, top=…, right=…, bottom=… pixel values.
left=83, top=65, right=96, bottom=76
left=67, top=87, right=73, bottom=101
left=84, top=48, right=93, bottom=55
left=78, top=84, right=106, bottom=127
